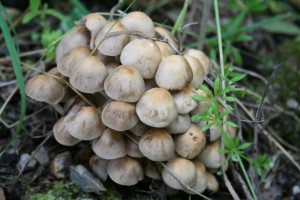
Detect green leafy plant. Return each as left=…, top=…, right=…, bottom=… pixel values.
left=22, top=0, right=64, bottom=60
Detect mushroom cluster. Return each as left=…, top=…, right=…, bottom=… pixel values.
left=25, top=11, right=237, bottom=195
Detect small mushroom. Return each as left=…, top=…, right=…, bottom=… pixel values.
left=155, top=41, right=175, bottom=58
left=66, top=106, right=105, bottom=140
left=53, top=117, right=81, bottom=146
left=102, top=101, right=138, bottom=131
left=107, top=155, right=144, bottom=186
left=172, top=85, right=198, bottom=114
left=184, top=55, right=205, bottom=88
left=126, top=134, right=144, bottom=158
left=174, top=124, right=206, bottom=159
left=89, top=155, right=108, bottom=182
left=70, top=55, right=108, bottom=93
left=155, top=55, right=193, bottom=90
left=189, top=161, right=207, bottom=194
left=162, top=157, right=197, bottom=190
left=155, top=26, right=178, bottom=50
left=129, top=120, right=150, bottom=136
left=166, top=114, right=191, bottom=134
left=139, top=128, right=175, bottom=161
left=49, top=151, right=71, bottom=179
left=205, top=172, right=219, bottom=193
left=25, top=74, right=65, bottom=104
left=136, top=88, right=178, bottom=128
left=104, top=65, right=145, bottom=102
left=95, top=20, right=129, bottom=56
left=144, top=160, right=162, bottom=180
left=185, top=49, right=211, bottom=75
left=92, top=128, right=127, bottom=160
left=120, top=11, right=155, bottom=40
left=120, top=39, right=162, bottom=79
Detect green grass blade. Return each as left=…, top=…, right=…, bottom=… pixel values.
left=171, top=0, right=192, bottom=35
left=0, top=3, right=26, bottom=157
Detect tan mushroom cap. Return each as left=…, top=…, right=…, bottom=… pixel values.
left=184, top=55, right=205, bottom=88
left=105, top=62, right=120, bottom=74
left=144, top=160, right=162, bottom=180
left=120, top=11, right=155, bottom=39
left=95, top=20, right=129, bottom=56
left=166, top=114, right=191, bottom=134
left=185, top=49, right=211, bottom=75
left=89, top=155, right=108, bottom=182
left=189, top=161, right=207, bottom=194
left=58, top=46, right=91, bottom=77
left=129, top=120, right=150, bottom=137
left=92, top=128, right=127, bottom=160
left=162, top=157, right=197, bottom=190
left=25, top=74, right=65, bottom=104
left=66, top=106, right=105, bottom=140
left=155, top=55, right=193, bottom=90
left=120, top=39, right=162, bottom=79
left=126, top=134, right=144, bottom=158
left=139, top=128, right=175, bottom=161
left=196, top=140, right=225, bottom=169
left=53, top=117, right=81, bottom=146
left=47, top=67, right=67, bottom=84
left=102, top=101, right=139, bottom=131
left=205, top=172, right=219, bottom=193
left=174, top=124, right=206, bottom=159
left=104, top=65, right=145, bottom=102
left=69, top=55, right=108, bottom=93
left=136, top=88, right=178, bottom=128
left=107, top=155, right=144, bottom=186
left=56, top=26, right=89, bottom=67
left=76, top=13, right=107, bottom=49
left=155, top=41, right=175, bottom=58
left=173, top=85, right=198, bottom=114
left=155, top=26, right=178, bottom=50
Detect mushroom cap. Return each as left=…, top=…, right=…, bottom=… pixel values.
left=47, top=67, right=67, bottom=84
left=58, top=46, right=91, bottom=77
left=89, top=155, right=108, bottom=182
left=53, top=117, right=81, bottom=146
left=105, top=62, right=120, bottom=74
left=126, top=134, right=144, bottom=158
left=172, top=85, right=198, bottom=114
left=185, top=49, right=211, bottom=75
left=184, top=55, right=205, bottom=88
left=174, top=124, right=206, bottom=159
left=162, top=157, right=197, bottom=190
left=95, top=20, right=129, bottom=56
left=196, top=140, right=224, bottom=169
left=139, top=128, right=175, bottom=161
left=190, top=88, right=211, bottom=117
left=69, top=55, right=108, bottom=93
left=155, top=41, right=175, bottom=58
left=25, top=74, right=65, bottom=104
left=104, top=65, right=145, bottom=102
left=129, top=120, right=150, bottom=136
left=102, top=101, right=139, bottom=131
left=189, top=161, right=207, bottom=194
left=155, top=55, right=193, bottom=90
left=66, top=106, right=105, bottom=140
left=155, top=26, right=178, bottom=50
left=120, top=11, right=155, bottom=39
left=166, top=114, right=191, bottom=134
left=144, top=160, right=162, bottom=180
left=92, top=128, right=127, bottom=160
left=120, top=39, right=162, bottom=79
left=136, top=88, right=178, bottom=128
left=56, top=26, right=89, bottom=66
left=107, top=155, right=144, bottom=186
left=205, top=172, right=219, bottom=193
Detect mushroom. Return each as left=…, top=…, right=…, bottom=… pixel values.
left=196, top=140, right=225, bottom=169
left=104, top=65, right=145, bottom=102
left=155, top=55, right=193, bottom=90
left=174, top=124, right=206, bottom=159
left=66, top=106, right=105, bottom=140
left=172, top=85, right=198, bottom=114
left=205, top=172, right=219, bottom=193
left=120, top=11, right=155, bottom=40
left=155, top=41, right=175, bottom=58
left=162, top=157, right=197, bottom=190
left=69, top=55, right=108, bottom=93
left=129, top=120, right=150, bottom=136
left=184, top=55, right=205, bottom=88
left=120, top=39, right=162, bottom=79
left=126, top=134, right=144, bottom=158
left=92, top=128, right=127, bottom=160
left=105, top=62, right=120, bottom=74
left=107, top=155, right=144, bottom=186
left=166, top=114, right=191, bottom=134
left=155, top=26, right=178, bottom=50
left=89, top=155, right=108, bottom=182
left=53, top=117, right=81, bottom=146
left=76, top=13, right=107, bottom=49
left=25, top=74, right=65, bottom=104
left=101, top=101, right=139, bottom=131
left=144, top=160, right=162, bottom=180
left=139, top=128, right=175, bottom=161
left=185, top=49, right=211, bottom=75
left=95, top=20, right=129, bottom=56
left=189, top=161, right=207, bottom=194
left=136, top=88, right=178, bottom=128
left=58, top=46, right=91, bottom=77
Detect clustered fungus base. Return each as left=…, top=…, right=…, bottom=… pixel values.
left=25, top=10, right=237, bottom=196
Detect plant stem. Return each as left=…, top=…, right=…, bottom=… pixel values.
left=237, top=154, right=258, bottom=200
